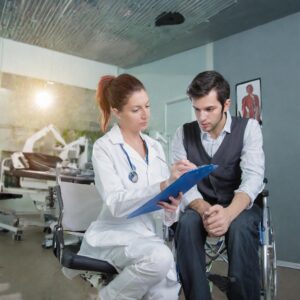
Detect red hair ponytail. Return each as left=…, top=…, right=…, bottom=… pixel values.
left=96, top=75, right=115, bottom=132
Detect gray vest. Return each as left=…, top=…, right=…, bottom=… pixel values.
left=183, top=117, right=248, bottom=205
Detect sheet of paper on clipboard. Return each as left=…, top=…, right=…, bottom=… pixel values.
left=127, top=164, right=218, bottom=219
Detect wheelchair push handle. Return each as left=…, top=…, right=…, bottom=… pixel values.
left=261, top=178, right=269, bottom=197
left=261, top=189, right=269, bottom=197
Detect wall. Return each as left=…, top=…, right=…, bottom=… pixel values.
left=0, top=38, right=119, bottom=148
left=128, top=12, right=300, bottom=265
left=0, top=38, right=118, bottom=90
left=127, top=43, right=213, bottom=133
left=213, top=12, right=300, bottom=264
left=0, top=39, right=118, bottom=213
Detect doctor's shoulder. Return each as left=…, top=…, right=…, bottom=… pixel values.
left=92, top=134, right=114, bottom=159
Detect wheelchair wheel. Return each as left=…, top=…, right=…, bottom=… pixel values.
left=262, top=227, right=277, bottom=300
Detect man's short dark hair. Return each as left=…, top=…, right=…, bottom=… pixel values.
left=187, top=71, right=230, bottom=108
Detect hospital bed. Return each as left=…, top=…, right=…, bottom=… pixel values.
left=0, top=124, right=92, bottom=241
left=0, top=151, right=93, bottom=241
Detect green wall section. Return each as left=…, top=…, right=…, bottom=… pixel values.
left=214, top=12, right=300, bottom=264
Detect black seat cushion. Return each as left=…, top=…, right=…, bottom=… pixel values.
left=61, top=244, right=118, bottom=274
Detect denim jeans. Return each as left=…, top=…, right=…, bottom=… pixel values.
left=175, top=205, right=262, bottom=300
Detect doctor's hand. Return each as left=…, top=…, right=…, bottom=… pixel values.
left=170, top=159, right=196, bottom=181
left=160, top=159, right=196, bottom=191
left=158, top=193, right=183, bottom=213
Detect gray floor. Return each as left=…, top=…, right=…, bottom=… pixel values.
left=0, top=227, right=300, bottom=300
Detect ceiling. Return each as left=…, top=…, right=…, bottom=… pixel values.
left=0, top=0, right=300, bottom=68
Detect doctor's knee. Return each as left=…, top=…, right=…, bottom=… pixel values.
left=137, top=244, right=173, bottom=280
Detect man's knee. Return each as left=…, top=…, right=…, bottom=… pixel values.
left=176, top=208, right=203, bottom=234
left=227, top=209, right=260, bottom=246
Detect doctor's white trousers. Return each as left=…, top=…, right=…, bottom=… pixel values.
left=98, top=237, right=180, bottom=300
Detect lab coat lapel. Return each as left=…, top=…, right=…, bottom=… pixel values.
left=106, top=124, right=125, bottom=145
left=107, top=124, right=152, bottom=165
left=141, top=133, right=158, bottom=165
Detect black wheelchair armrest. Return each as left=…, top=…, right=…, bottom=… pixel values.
left=254, top=189, right=269, bottom=209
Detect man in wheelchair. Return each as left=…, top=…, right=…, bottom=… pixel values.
left=172, top=71, right=265, bottom=300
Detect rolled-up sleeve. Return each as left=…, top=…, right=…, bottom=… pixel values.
left=235, top=119, right=265, bottom=207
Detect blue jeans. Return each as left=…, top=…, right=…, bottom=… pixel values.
left=175, top=205, right=262, bottom=300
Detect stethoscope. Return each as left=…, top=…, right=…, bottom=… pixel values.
left=119, top=140, right=148, bottom=183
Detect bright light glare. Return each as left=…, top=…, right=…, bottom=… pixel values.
left=35, top=90, right=53, bottom=109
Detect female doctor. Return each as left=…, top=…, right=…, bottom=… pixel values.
left=78, top=74, right=192, bottom=300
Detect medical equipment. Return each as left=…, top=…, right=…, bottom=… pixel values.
left=11, top=124, right=89, bottom=171
left=22, top=124, right=66, bottom=153
left=120, top=144, right=139, bottom=183
left=0, top=125, right=92, bottom=241
left=119, top=140, right=148, bottom=183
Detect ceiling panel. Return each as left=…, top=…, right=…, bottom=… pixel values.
left=0, top=0, right=300, bottom=68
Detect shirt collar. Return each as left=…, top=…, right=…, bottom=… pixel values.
left=107, top=123, right=156, bottom=147
left=224, top=111, right=232, bottom=133
left=200, top=111, right=232, bottom=140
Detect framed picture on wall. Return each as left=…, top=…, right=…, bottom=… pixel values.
left=236, top=78, right=262, bottom=125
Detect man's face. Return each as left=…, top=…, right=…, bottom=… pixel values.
left=191, top=89, right=231, bottom=138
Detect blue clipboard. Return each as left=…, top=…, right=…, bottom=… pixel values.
left=127, top=164, right=218, bottom=219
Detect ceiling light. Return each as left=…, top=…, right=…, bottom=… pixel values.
left=35, top=90, right=54, bottom=109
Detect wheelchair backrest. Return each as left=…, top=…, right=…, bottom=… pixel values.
left=59, top=181, right=102, bottom=232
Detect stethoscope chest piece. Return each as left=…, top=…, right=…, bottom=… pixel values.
left=128, top=170, right=138, bottom=183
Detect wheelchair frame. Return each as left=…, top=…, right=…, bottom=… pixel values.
left=260, top=189, right=277, bottom=300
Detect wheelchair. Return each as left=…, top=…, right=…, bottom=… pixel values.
left=205, top=188, right=277, bottom=300
left=52, top=168, right=118, bottom=289
left=166, top=187, right=277, bottom=300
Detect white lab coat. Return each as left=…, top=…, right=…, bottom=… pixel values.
left=78, top=124, right=179, bottom=300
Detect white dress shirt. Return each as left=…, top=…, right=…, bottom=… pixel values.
left=172, top=112, right=265, bottom=209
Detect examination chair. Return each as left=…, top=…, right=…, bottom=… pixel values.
left=52, top=170, right=117, bottom=288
